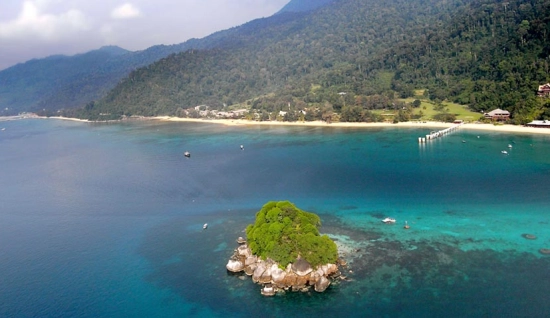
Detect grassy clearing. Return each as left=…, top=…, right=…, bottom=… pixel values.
left=400, top=94, right=482, bottom=121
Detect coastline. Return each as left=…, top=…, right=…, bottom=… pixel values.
left=156, top=116, right=550, bottom=135
left=20, top=115, right=550, bottom=135
left=45, top=116, right=91, bottom=123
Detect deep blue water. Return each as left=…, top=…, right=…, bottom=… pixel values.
left=1, top=119, right=550, bottom=317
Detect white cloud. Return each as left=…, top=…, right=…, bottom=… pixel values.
left=0, top=0, right=289, bottom=70
left=0, top=1, right=89, bottom=41
left=111, top=3, right=141, bottom=20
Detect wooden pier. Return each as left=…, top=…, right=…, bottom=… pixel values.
left=418, top=123, right=463, bottom=143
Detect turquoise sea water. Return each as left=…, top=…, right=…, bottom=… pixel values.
left=1, top=119, right=549, bottom=317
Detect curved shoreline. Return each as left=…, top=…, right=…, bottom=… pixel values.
left=156, top=116, right=550, bottom=135
left=31, top=115, right=550, bottom=135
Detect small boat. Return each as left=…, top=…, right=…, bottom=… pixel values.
left=184, top=151, right=191, bottom=158
left=501, top=150, right=508, bottom=154
left=203, top=223, right=208, bottom=229
left=382, top=217, right=396, bottom=224
left=462, top=140, right=466, bottom=143
left=240, top=145, right=244, bottom=150
left=508, top=144, right=513, bottom=148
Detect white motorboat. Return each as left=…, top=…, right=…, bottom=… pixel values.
left=203, top=223, right=208, bottom=229
left=382, top=217, right=396, bottom=224
left=501, top=150, right=508, bottom=154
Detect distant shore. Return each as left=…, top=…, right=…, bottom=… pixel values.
left=25, top=115, right=550, bottom=135
left=46, top=116, right=92, bottom=123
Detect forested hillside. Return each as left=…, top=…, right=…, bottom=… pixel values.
left=381, top=0, right=550, bottom=123
left=0, top=0, right=336, bottom=116
left=0, top=46, right=128, bottom=115
left=73, top=0, right=550, bottom=123
left=0, top=33, right=252, bottom=116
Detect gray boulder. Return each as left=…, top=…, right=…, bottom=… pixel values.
left=314, top=276, right=330, bottom=292
left=271, top=265, right=287, bottom=285
left=244, top=255, right=258, bottom=266
left=291, top=257, right=313, bottom=276
left=237, top=245, right=251, bottom=257
left=252, top=263, right=267, bottom=283
left=226, top=259, right=244, bottom=272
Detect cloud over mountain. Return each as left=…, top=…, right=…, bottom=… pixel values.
left=0, top=1, right=89, bottom=41
left=111, top=3, right=141, bottom=20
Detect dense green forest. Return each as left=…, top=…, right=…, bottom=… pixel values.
left=68, top=0, right=550, bottom=123
left=245, top=201, right=338, bottom=268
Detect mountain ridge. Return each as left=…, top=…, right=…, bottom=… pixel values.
left=0, top=0, right=333, bottom=116
left=75, top=0, right=550, bottom=123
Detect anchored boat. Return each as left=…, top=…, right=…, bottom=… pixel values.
left=382, top=217, right=396, bottom=224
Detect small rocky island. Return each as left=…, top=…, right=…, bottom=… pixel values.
left=226, top=201, right=343, bottom=295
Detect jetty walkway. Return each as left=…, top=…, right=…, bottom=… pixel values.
left=418, top=122, right=463, bottom=143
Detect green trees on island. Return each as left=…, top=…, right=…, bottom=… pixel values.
left=245, top=201, right=338, bottom=268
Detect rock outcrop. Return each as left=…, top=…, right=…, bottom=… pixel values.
left=226, top=259, right=245, bottom=272
left=226, top=242, right=342, bottom=295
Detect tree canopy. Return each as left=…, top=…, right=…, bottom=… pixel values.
left=61, top=0, right=550, bottom=123
left=245, top=201, right=338, bottom=268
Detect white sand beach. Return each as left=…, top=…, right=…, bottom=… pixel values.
left=46, top=116, right=91, bottom=123
left=156, top=116, right=550, bottom=135
left=37, top=115, right=550, bottom=135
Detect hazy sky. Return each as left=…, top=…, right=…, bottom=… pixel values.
left=0, top=0, right=289, bottom=70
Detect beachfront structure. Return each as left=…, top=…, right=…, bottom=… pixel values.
left=538, top=83, right=550, bottom=97
left=525, top=120, right=550, bottom=128
left=215, top=109, right=247, bottom=118
left=484, top=108, right=510, bottom=121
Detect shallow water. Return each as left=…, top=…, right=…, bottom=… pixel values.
left=1, top=119, right=549, bottom=317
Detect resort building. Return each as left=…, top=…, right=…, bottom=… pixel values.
left=525, top=120, right=550, bottom=128
left=484, top=108, right=510, bottom=121
left=538, top=83, right=550, bottom=97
